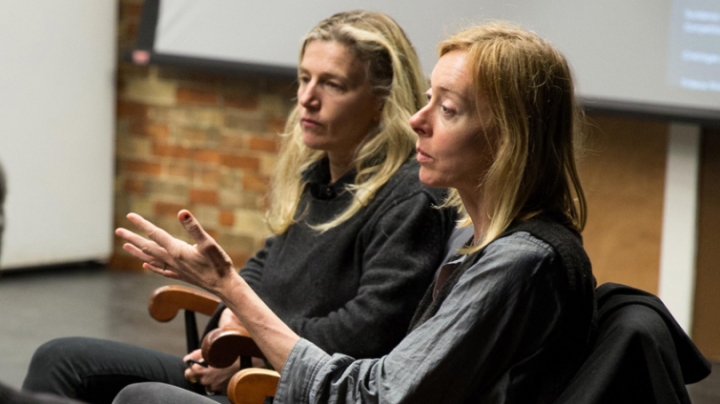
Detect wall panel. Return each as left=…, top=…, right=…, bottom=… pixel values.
left=579, top=114, right=668, bottom=293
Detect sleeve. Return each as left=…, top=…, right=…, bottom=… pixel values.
left=274, top=234, right=564, bottom=404
left=201, top=236, right=274, bottom=336
left=283, top=192, right=454, bottom=358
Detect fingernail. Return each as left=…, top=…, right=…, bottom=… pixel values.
left=182, top=212, right=191, bottom=221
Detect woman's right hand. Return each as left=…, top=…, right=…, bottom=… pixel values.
left=183, top=349, right=240, bottom=395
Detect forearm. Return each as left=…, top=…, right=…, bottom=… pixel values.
left=215, top=273, right=300, bottom=373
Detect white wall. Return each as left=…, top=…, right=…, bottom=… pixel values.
left=0, top=1, right=117, bottom=269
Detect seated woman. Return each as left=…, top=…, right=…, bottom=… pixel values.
left=22, top=11, right=455, bottom=404
left=114, top=21, right=596, bottom=403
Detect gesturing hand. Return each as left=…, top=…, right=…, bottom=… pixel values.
left=115, top=210, right=237, bottom=296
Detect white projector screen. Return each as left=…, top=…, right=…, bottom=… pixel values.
left=136, top=0, right=720, bottom=123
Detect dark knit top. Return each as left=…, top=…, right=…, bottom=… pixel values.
left=207, top=158, right=456, bottom=359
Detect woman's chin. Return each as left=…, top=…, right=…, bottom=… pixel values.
left=418, top=170, right=447, bottom=189
left=302, top=133, right=327, bottom=151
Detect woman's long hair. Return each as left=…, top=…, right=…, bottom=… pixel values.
left=267, top=10, right=427, bottom=234
left=439, top=22, right=587, bottom=252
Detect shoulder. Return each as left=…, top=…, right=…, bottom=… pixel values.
left=483, top=231, right=557, bottom=270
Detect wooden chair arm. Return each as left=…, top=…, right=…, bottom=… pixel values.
left=201, top=326, right=266, bottom=368
left=227, top=368, right=280, bottom=404
left=148, top=285, right=221, bottom=322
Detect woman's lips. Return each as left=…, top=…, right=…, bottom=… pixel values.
left=416, top=147, right=433, bottom=163
left=301, top=118, right=321, bottom=128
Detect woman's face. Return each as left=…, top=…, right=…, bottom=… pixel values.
left=297, top=40, right=381, bottom=162
left=410, top=50, right=494, bottom=194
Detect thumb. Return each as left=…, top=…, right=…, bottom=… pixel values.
left=178, top=210, right=209, bottom=244
left=179, top=209, right=233, bottom=270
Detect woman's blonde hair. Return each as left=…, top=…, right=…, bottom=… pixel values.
left=440, top=21, right=587, bottom=252
left=267, top=10, right=427, bottom=234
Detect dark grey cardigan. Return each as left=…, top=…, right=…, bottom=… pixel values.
left=205, top=158, right=456, bottom=359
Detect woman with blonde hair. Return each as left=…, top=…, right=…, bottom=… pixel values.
left=23, top=10, right=455, bottom=404
left=115, top=20, right=596, bottom=403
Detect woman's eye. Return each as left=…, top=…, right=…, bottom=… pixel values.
left=327, top=81, right=343, bottom=91
left=299, top=75, right=310, bottom=84
left=441, top=104, right=455, bottom=115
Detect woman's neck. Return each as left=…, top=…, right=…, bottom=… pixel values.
left=457, top=188, right=489, bottom=245
left=326, top=152, right=354, bottom=183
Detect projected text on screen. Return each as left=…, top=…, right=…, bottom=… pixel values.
left=669, top=0, right=720, bottom=93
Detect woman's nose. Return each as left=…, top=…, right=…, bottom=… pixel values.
left=409, top=105, right=431, bottom=137
left=298, top=83, right=319, bottom=109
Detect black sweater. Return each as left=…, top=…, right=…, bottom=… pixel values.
left=207, top=159, right=456, bottom=359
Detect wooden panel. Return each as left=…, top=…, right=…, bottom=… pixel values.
left=577, top=114, right=668, bottom=294
left=692, top=126, right=720, bottom=360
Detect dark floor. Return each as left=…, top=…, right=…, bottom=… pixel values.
left=0, top=265, right=209, bottom=389
left=0, top=265, right=718, bottom=403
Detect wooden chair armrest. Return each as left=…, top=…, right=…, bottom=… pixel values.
left=227, top=368, right=280, bottom=404
left=201, top=326, right=267, bottom=368
left=148, top=285, right=221, bottom=322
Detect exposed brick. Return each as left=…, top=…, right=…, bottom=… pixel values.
left=221, top=154, right=260, bottom=170
left=219, top=189, right=264, bottom=210
left=123, top=178, right=145, bottom=194
left=243, top=172, right=270, bottom=191
left=190, top=189, right=219, bottom=205
left=146, top=124, right=170, bottom=140
left=193, top=167, right=219, bottom=187
left=259, top=154, right=279, bottom=176
left=145, top=180, right=189, bottom=201
left=225, top=93, right=259, bottom=110
left=206, top=228, right=219, bottom=240
left=224, top=112, right=268, bottom=131
left=230, top=252, right=251, bottom=268
left=122, top=3, right=143, bottom=18
left=153, top=143, right=191, bottom=158
left=154, top=201, right=184, bottom=217
left=219, top=210, right=234, bottom=227
left=232, top=209, right=269, bottom=237
left=178, top=128, right=208, bottom=145
left=177, top=87, right=219, bottom=106
left=117, top=100, right=148, bottom=119
left=267, top=116, right=287, bottom=133
left=116, top=136, right=152, bottom=159
left=108, top=253, right=144, bottom=271
left=220, top=132, right=246, bottom=151
left=113, top=2, right=296, bottom=268
left=167, top=162, right=192, bottom=178
left=126, top=22, right=138, bottom=39
left=169, top=107, right=224, bottom=129
left=248, top=136, right=279, bottom=152
left=194, top=150, right=222, bottom=165
left=122, top=160, right=162, bottom=176
left=217, top=233, right=256, bottom=254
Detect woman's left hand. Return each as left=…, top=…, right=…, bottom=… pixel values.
left=115, top=209, right=236, bottom=296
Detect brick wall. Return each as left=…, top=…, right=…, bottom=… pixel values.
left=111, top=0, right=295, bottom=270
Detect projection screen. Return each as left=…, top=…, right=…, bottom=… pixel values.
left=134, top=0, right=720, bottom=123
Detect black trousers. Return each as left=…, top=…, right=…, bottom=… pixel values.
left=22, top=337, right=228, bottom=404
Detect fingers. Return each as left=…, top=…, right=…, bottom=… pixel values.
left=184, top=367, right=199, bottom=384
left=183, top=349, right=203, bottom=363
left=120, top=241, right=163, bottom=267
left=126, top=213, right=176, bottom=249
left=143, top=262, right=180, bottom=280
